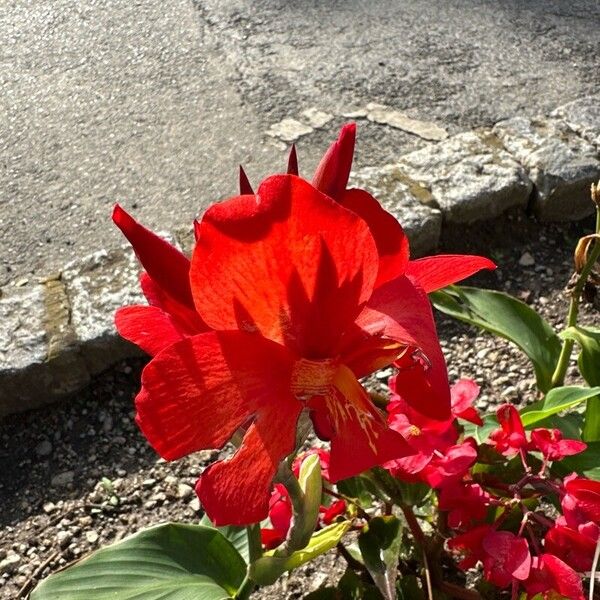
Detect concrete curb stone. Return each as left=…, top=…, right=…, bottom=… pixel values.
left=493, top=115, right=600, bottom=221
left=1, top=97, right=599, bottom=416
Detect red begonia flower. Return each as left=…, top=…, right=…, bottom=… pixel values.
left=320, top=499, right=347, bottom=526
left=562, top=477, right=600, bottom=527
left=481, top=530, right=531, bottom=588
left=450, top=378, right=483, bottom=425
left=529, top=428, right=587, bottom=461
left=489, top=404, right=528, bottom=456
left=260, top=483, right=293, bottom=550
left=544, top=524, right=597, bottom=572
left=447, top=524, right=493, bottom=570
left=421, top=440, right=478, bottom=489
left=439, top=482, right=491, bottom=529
left=523, top=554, right=585, bottom=600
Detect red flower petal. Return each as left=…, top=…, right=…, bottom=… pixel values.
left=191, top=175, right=378, bottom=356
left=405, top=254, right=496, bottom=293
left=197, top=399, right=301, bottom=525
left=312, top=123, right=355, bottom=202
left=482, top=530, right=531, bottom=588
left=564, top=478, right=600, bottom=525
left=139, top=273, right=207, bottom=335
left=115, top=306, right=185, bottom=356
left=348, top=276, right=451, bottom=420
left=451, top=379, right=483, bottom=425
left=324, top=365, right=412, bottom=481
left=340, top=188, right=410, bottom=287
left=136, top=331, right=298, bottom=461
left=113, top=205, right=194, bottom=309
left=524, top=554, right=585, bottom=600
left=545, top=525, right=596, bottom=572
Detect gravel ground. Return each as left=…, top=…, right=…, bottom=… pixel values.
left=0, top=211, right=598, bottom=599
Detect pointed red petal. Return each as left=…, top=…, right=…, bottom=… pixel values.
left=287, top=144, right=298, bottom=175
left=346, top=276, right=451, bottom=420
left=312, top=123, right=356, bottom=201
left=193, top=219, right=201, bottom=241
left=405, top=255, right=496, bottom=293
left=324, top=365, right=411, bottom=481
left=115, top=306, right=185, bottom=356
left=136, top=331, right=297, bottom=461
left=341, top=188, right=410, bottom=286
left=139, top=273, right=207, bottom=335
left=112, top=204, right=194, bottom=308
left=239, top=165, right=254, bottom=195
left=191, top=175, right=378, bottom=356
left=197, top=399, right=301, bottom=526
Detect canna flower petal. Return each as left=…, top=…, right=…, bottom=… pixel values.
left=191, top=174, right=379, bottom=356
left=198, top=400, right=301, bottom=525
left=112, top=205, right=194, bottom=309
left=340, top=188, right=410, bottom=287
left=347, top=276, right=451, bottom=420
left=323, top=365, right=412, bottom=481
left=312, top=122, right=355, bottom=202
left=135, top=331, right=302, bottom=524
left=115, top=306, right=185, bottom=356
left=405, top=254, right=496, bottom=293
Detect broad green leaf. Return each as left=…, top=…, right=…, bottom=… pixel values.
left=555, top=442, right=600, bottom=480
left=336, top=474, right=380, bottom=507
left=520, top=386, right=600, bottom=427
left=31, top=523, right=247, bottom=600
left=251, top=521, right=351, bottom=585
left=463, top=414, right=498, bottom=445
left=200, top=514, right=250, bottom=564
left=358, top=516, right=403, bottom=600
left=431, top=286, right=561, bottom=392
left=561, top=326, right=600, bottom=386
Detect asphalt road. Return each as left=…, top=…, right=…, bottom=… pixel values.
left=1, top=0, right=599, bottom=286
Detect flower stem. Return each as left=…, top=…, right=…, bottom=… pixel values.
left=551, top=204, right=600, bottom=388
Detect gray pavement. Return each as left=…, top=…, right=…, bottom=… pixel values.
left=2, top=0, right=599, bottom=286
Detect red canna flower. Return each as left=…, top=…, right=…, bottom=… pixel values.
left=523, top=554, right=585, bottom=600
left=450, top=378, right=483, bottom=425
left=489, top=404, right=528, bottom=456
left=529, top=428, right=586, bottom=461
left=114, top=125, right=494, bottom=525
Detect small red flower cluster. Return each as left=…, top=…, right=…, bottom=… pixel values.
left=114, top=124, right=494, bottom=526
left=260, top=449, right=347, bottom=550
left=415, top=398, right=595, bottom=599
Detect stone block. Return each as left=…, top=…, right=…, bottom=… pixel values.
left=552, top=96, right=600, bottom=149
left=350, top=165, right=442, bottom=256
left=62, top=248, right=144, bottom=375
left=493, top=116, right=600, bottom=221
left=395, top=130, right=532, bottom=223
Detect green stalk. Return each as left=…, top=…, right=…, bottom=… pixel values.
left=235, top=524, right=262, bottom=600
left=550, top=205, right=600, bottom=388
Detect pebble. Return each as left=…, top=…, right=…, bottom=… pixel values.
left=519, top=252, right=535, bottom=267
left=42, top=502, right=56, bottom=514
left=177, top=484, right=193, bottom=500
left=0, top=554, right=21, bottom=574
left=35, top=440, right=53, bottom=457
left=51, top=471, right=74, bottom=487
left=85, top=531, right=99, bottom=544
left=57, top=531, right=72, bottom=548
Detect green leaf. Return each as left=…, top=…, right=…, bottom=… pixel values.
left=200, top=514, right=250, bottom=564
left=554, top=442, right=600, bottom=480
left=561, top=326, right=600, bottom=386
left=336, top=475, right=380, bottom=507
left=31, top=523, right=247, bottom=600
left=431, top=286, right=561, bottom=392
left=397, top=575, right=426, bottom=600
left=463, top=414, right=498, bottom=445
left=251, top=521, right=351, bottom=586
left=358, top=516, right=403, bottom=600
left=520, top=386, right=600, bottom=427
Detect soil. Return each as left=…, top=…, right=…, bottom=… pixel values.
left=0, top=210, right=598, bottom=599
